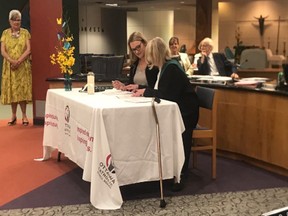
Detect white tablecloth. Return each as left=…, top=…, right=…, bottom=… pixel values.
left=41, top=88, right=185, bottom=210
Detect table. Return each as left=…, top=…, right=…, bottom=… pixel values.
left=40, top=88, right=185, bottom=210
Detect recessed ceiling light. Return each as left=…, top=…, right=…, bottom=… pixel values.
left=105, top=3, right=118, bottom=7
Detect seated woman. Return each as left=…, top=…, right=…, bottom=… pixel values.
left=168, top=36, right=194, bottom=76
left=133, top=37, right=199, bottom=187
left=112, top=32, right=158, bottom=91
left=197, top=37, right=239, bottom=79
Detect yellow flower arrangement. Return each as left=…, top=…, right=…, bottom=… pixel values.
left=50, top=17, right=75, bottom=75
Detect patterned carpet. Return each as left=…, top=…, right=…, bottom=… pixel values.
left=1, top=104, right=287, bottom=215
left=1, top=187, right=287, bottom=216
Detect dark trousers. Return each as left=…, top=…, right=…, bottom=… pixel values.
left=181, top=110, right=199, bottom=175
left=181, top=127, right=193, bottom=175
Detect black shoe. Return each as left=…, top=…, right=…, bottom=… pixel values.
left=180, top=171, right=189, bottom=181
left=8, top=118, right=17, bottom=126
left=22, top=119, right=29, bottom=126
left=171, top=181, right=184, bottom=192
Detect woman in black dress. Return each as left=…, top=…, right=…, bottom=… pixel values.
left=133, top=37, right=199, bottom=184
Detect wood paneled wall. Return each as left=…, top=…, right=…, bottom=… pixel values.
left=196, top=0, right=212, bottom=48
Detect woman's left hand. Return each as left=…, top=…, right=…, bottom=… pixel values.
left=125, top=84, right=139, bottom=91
left=231, top=73, right=239, bottom=79
left=10, top=59, right=20, bottom=70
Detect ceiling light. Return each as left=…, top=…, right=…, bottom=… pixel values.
left=105, top=3, right=118, bottom=7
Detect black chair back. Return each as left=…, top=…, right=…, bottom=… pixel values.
left=106, top=55, right=125, bottom=80
left=196, top=86, right=215, bottom=110
left=282, top=63, right=288, bottom=83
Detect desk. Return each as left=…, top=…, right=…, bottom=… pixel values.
left=215, top=87, right=288, bottom=175
left=237, top=68, right=281, bottom=81
left=41, top=89, right=185, bottom=209
left=191, top=82, right=288, bottom=176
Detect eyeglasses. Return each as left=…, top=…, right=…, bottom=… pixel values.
left=11, top=19, right=21, bottom=22
left=201, top=44, right=209, bottom=48
left=131, top=43, right=142, bottom=53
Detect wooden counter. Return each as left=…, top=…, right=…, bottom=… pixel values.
left=194, top=83, right=288, bottom=176
left=237, top=68, right=281, bottom=81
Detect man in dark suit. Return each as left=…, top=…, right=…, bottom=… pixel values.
left=197, top=37, right=239, bottom=79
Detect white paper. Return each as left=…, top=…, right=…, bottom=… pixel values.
left=123, top=97, right=153, bottom=103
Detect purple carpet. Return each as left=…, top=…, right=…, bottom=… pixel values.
left=1, top=154, right=287, bottom=210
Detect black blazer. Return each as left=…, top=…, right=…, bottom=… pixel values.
left=144, top=59, right=199, bottom=129
left=128, top=60, right=159, bottom=89
left=197, top=53, right=234, bottom=76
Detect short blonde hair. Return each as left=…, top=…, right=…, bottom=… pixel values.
left=198, top=37, right=213, bottom=51
left=145, top=37, right=171, bottom=69
left=9, top=10, right=21, bottom=20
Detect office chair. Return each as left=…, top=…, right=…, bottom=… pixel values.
left=87, top=55, right=125, bottom=81
left=192, top=86, right=217, bottom=179
left=224, top=46, right=235, bottom=63
left=80, top=53, right=93, bottom=73
left=106, top=55, right=125, bottom=80
left=265, top=49, right=285, bottom=68
left=239, top=48, right=268, bottom=69
left=86, top=55, right=106, bottom=80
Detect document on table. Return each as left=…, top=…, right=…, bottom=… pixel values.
left=103, top=89, right=152, bottom=103
left=102, top=89, right=132, bottom=96
left=122, top=97, right=153, bottom=103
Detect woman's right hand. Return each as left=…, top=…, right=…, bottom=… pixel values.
left=112, top=80, right=124, bottom=90
left=10, top=59, right=20, bottom=70
left=125, top=84, right=139, bottom=91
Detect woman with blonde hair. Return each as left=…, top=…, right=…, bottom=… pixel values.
left=112, top=32, right=158, bottom=91
left=133, top=37, right=199, bottom=189
left=169, top=36, right=193, bottom=75
left=1, top=9, right=32, bottom=126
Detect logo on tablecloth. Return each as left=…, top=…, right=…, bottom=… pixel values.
left=65, top=105, right=70, bottom=122
left=106, top=154, right=115, bottom=174
left=64, top=105, right=71, bottom=136
left=97, top=154, right=116, bottom=188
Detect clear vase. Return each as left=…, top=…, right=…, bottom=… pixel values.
left=64, top=74, right=72, bottom=91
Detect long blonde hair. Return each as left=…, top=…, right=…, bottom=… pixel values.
left=145, top=37, right=171, bottom=69
left=127, top=32, right=148, bottom=64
